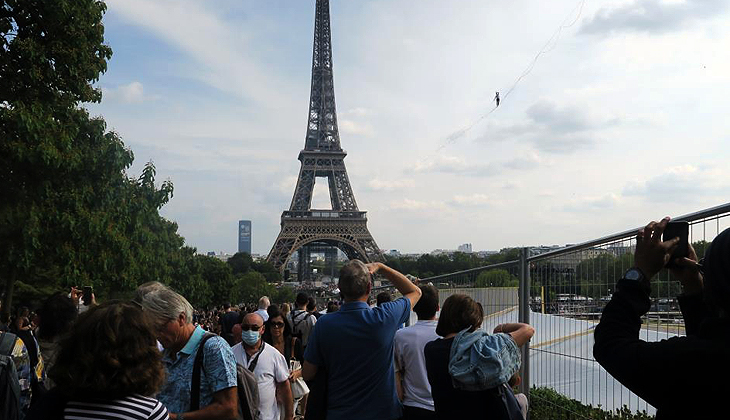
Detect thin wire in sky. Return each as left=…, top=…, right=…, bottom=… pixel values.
left=417, top=0, right=588, bottom=168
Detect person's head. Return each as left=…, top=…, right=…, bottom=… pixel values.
left=436, top=294, right=484, bottom=336
left=258, top=296, right=270, bottom=310
left=307, top=297, right=317, bottom=312
left=223, top=302, right=231, bottom=310
left=703, top=227, right=730, bottom=318
left=49, top=301, right=164, bottom=399
left=376, top=292, right=391, bottom=307
left=326, top=301, right=339, bottom=313
left=140, top=288, right=194, bottom=351
left=280, top=302, right=291, bottom=316
left=295, top=292, right=309, bottom=308
left=338, top=260, right=372, bottom=302
left=263, top=305, right=290, bottom=343
left=133, top=281, right=169, bottom=303
left=231, top=323, right=243, bottom=346
left=37, top=292, right=78, bottom=341
left=414, top=285, right=439, bottom=320
left=241, top=313, right=265, bottom=347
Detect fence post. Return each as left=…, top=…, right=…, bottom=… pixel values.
left=518, top=247, right=531, bottom=402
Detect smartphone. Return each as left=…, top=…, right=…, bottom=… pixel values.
left=83, top=286, right=93, bottom=306
left=662, top=221, right=689, bottom=268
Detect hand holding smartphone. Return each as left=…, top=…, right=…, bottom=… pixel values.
left=662, top=221, right=689, bottom=268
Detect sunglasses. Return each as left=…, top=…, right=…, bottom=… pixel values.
left=240, top=324, right=262, bottom=331
left=270, top=322, right=285, bottom=329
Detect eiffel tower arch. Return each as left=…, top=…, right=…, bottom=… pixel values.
left=267, top=0, right=383, bottom=277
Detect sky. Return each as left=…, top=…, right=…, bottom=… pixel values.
left=89, top=0, right=730, bottom=255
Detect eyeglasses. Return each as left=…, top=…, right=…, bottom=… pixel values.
left=270, top=322, right=285, bottom=329
left=240, top=324, right=262, bottom=331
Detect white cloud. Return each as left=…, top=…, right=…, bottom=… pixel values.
left=580, top=0, right=728, bottom=35
left=339, top=119, right=374, bottom=136
left=450, top=194, right=491, bottom=206
left=367, top=178, right=415, bottom=192
left=102, top=81, right=152, bottom=103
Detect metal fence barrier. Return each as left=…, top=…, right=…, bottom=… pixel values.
left=421, top=202, right=730, bottom=418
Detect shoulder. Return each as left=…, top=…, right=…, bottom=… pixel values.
left=203, top=335, right=236, bottom=365
left=262, top=343, right=287, bottom=363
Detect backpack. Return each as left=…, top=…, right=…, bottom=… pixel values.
left=290, top=310, right=311, bottom=340
left=191, top=333, right=261, bottom=420
left=0, top=332, right=22, bottom=420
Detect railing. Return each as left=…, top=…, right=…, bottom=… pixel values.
left=282, top=210, right=367, bottom=219
left=421, top=202, right=730, bottom=418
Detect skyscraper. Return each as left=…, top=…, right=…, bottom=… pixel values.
left=238, top=220, right=252, bottom=254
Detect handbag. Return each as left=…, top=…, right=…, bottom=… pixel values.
left=289, top=360, right=310, bottom=399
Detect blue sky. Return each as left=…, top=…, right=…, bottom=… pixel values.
left=90, top=0, right=730, bottom=255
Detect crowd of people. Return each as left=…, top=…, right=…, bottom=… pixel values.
left=1, top=218, right=729, bottom=420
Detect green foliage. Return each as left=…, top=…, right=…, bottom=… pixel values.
left=384, top=248, right=521, bottom=279
left=234, top=272, right=273, bottom=305
left=530, top=387, right=653, bottom=420
left=227, top=252, right=253, bottom=275
left=475, top=269, right=519, bottom=287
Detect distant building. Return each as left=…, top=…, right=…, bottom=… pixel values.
left=457, top=243, right=473, bottom=253
left=238, top=220, right=252, bottom=254
left=386, top=249, right=401, bottom=257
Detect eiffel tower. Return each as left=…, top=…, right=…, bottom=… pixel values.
left=267, top=0, right=383, bottom=279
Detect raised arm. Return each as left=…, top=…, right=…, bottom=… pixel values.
left=366, top=262, right=421, bottom=308
left=494, top=323, right=535, bottom=347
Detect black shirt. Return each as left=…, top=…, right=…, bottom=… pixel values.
left=424, top=337, right=513, bottom=420
left=594, top=278, right=730, bottom=420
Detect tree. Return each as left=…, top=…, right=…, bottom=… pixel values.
left=227, top=252, right=253, bottom=275
left=475, top=269, right=518, bottom=288
left=198, top=255, right=235, bottom=305
left=1, top=0, right=115, bottom=313
left=234, top=271, right=274, bottom=304
left=0, top=1, right=196, bottom=313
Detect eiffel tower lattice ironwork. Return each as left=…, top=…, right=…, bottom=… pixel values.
left=267, top=0, right=383, bottom=277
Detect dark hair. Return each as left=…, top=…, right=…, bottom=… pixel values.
left=262, top=305, right=292, bottom=344
left=338, top=260, right=371, bottom=300
left=295, top=292, right=309, bottom=306
left=436, top=294, right=483, bottom=336
left=376, top=292, right=392, bottom=307
left=326, top=301, right=339, bottom=313
left=37, top=292, right=78, bottom=341
left=414, top=285, right=439, bottom=320
left=307, top=297, right=316, bottom=311
left=49, top=301, right=164, bottom=399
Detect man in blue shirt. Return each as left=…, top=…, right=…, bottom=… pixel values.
left=141, top=287, right=238, bottom=420
left=302, top=260, right=422, bottom=420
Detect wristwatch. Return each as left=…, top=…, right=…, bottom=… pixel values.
left=622, top=268, right=650, bottom=294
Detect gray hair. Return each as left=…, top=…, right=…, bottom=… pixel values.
left=338, top=260, right=371, bottom=300
left=141, top=288, right=194, bottom=325
left=133, top=281, right=169, bottom=303
left=258, top=296, right=270, bottom=310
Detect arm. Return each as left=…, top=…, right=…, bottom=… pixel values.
left=367, top=262, right=421, bottom=308
left=171, top=387, right=238, bottom=420
left=494, top=323, right=535, bottom=347
left=593, top=217, right=699, bottom=408
left=395, top=370, right=404, bottom=401
left=276, top=379, right=294, bottom=420
left=302, top=360, right=318, bottom=382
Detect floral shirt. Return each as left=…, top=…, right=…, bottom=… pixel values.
left=10, top=335, right=32, bottom=416
left=157, top=326, right=237, bottom=414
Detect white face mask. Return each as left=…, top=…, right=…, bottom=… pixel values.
left=242, top=330, right=260, bottom=346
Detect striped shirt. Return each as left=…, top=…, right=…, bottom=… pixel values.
left=63, top=395, right=169, bottom=420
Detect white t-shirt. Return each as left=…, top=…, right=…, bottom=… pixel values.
left=232, top=342, right=289, bottom=420
left=288, top=309, right=316, bottom=346
left=393, top=319, right=440, bottom=411
left=254, top=309, right=269, bottom=322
